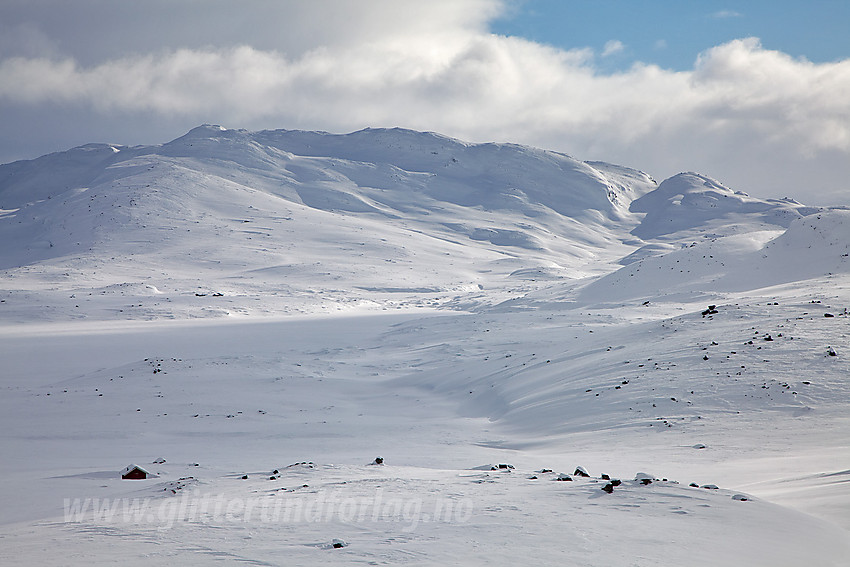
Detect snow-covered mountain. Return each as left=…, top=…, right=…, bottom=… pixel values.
left=2, top=125, right=833, bottom=322
left=1, top=126, right=849, bottom=566
left=629, top=171, right=820, bottom=239
left=0, top=125, right=663, bottom=320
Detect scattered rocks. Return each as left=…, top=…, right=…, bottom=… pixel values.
left=330, top=539, right=348, bottom=549
left=702, top=305, right=719, bottom=317
left=601, top=483, right=614, bottom=493
left=162, top=476, right=197, bottom=494
left=692, top=443, right=707, bottom=449
left=732, top=494, right=750, bottom=501
left=573, top=466, right=590, bottom=477
left=702, top=484, right=719, bottom=490
left=827, top=346, right=838, bottom=357
left=635, top=472, right=654, bottom=485
left=554, top=474, right=573, bottom=481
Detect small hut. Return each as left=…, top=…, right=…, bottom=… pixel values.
left=121, top=464, right=152, bottom=480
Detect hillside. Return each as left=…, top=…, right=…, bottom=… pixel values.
left=0, top=125, right=660, bottom=321
left=1, top=126, right=848, bottom=566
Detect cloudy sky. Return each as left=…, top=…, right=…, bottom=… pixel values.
left=2, top=0, right=849, bottom=205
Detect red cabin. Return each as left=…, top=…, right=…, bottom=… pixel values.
left=121, top=464, right=151, bottom=480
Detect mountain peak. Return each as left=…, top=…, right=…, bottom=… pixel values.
left=629, top=171, right=817, bottom=240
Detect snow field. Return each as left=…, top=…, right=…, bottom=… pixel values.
left=1, top=126, right=848, bottom=565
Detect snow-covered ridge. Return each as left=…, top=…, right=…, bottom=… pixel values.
left=0, top=125, right=660, bottom=321
left=630, top=171, right=820, bottom=239
left=0, top=125, right=841, bottom=322
left=159, top=124, right=655, bottom=219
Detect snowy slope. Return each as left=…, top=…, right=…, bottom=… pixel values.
left=629, top=172, right=819, bottom=240
left=1, top=126, right=849, bottom=565
left=579, top=209, right=850, bottom=305
left=0, top=125, right=656, bottom=322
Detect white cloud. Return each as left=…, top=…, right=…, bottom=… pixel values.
left=1, top=1, right=849, bottom=205
left=602, top=40, right=625, bottom=58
